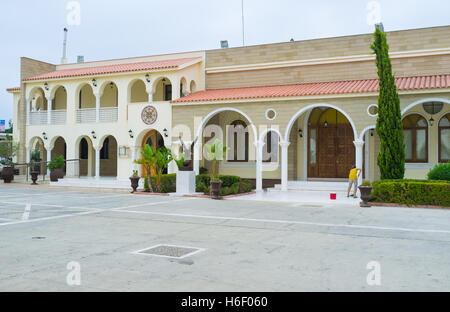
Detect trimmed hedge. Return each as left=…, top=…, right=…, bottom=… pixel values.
left=427, top=163, right=450, bottom=181
left=196, top=175, right=253, bottom=195
left=144, top=174, right=176, bottom=193
left=196, top=174, right=241, bottom=192
left=371, top=180, right=450, bottom=207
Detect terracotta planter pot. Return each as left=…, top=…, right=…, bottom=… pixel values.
left=56, top=168, right=65, bottom=179
left=50, top=169, right=64, bottom=182
left=358, top=186, right=373, bottom=207
left=1, top=167, right=14, bottom=183
left=210, top=180, right=223, bottom=200
left=130, top=176, right=140, bottom=193
left=30, top=171, right=39, bottom=185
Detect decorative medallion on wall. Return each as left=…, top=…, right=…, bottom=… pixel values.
left=141, top=105, right=158, bottom=125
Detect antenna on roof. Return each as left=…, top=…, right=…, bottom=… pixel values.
left=61, top=28, right=68, bottom=64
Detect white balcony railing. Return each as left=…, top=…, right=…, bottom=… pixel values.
left=99, top=107, right=118, bottom=123
left=77, top=108, right=96, bottom=123
left=77, top=107, right=118, bottom=123
left=50, top=110, right=66, bottom=124
left=29, top=111, right=48, bottom=125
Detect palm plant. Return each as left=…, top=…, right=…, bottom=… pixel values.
left=134, top=144, right=157, bottom=193
left=205, top=139, right=227, bottom=181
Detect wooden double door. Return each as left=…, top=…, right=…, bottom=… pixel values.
left=308, top=124, right=355, bottom=178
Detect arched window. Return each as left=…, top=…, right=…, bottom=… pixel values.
left=100, top=138, right=110, bottom=160
left=227, top=120, right=249, bottom=162
left=439, top=114, right=450, bottom=163
left=263, top=131, right=279, bottom=162
left=403, top=114, right=428, bottom=163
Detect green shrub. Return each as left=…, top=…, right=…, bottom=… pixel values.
left=196, top=174, right=243, bottom=193
left=232, top=181, right=252, bottom=193
left=199, top=167, right=208, bottom=174
left=371, top=180, right=450, bottom=207
left=143, top=174, right=176, bottom=193
left=427, top=163, right=450, bottom=181
left=47, top=156, right=65, bottom=170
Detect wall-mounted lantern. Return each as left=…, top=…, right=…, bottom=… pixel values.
left=163, top=128, right=169, bottom=138
left=145, top=74, right=151, bottom=83
left=429, top=117, right=435, bottom=127
left=298, top=129, right=303, bottom=138
left=128, top=130, right=134, bottom=139
left=92, top=79, right=97, bottom=87
left=91, top=131, right=97, bottom=139
left=44, top=82, right=49, bottom=91
left=42, top=132, right=48, bottom=140
left=324, top=121, right=328, bottom=128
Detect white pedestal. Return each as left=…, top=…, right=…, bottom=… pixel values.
left=176, top=171, right=196, bottom=195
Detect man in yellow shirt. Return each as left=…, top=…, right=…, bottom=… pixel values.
left=347, top=165, right=362, bottom=198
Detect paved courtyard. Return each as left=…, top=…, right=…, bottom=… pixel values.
left=0, top=184, right=449, bottom=291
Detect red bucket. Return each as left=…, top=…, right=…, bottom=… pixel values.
left=330, top=193, right=337, bottom=200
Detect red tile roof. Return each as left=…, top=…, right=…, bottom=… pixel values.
left=23, top=57, right=201, bottom=81
left=172, top=74, right=450, bottom=103
left=6, top=87, right=20, bottom=92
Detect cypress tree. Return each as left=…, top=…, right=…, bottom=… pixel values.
left=371, top=26, right=405, bottom=179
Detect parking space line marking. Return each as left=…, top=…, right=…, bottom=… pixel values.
left=21, top=204, right=32, bottom=221
left=0, top=210, right=103, bottom=227
left=111, top=209, right=450, bottom=235
left=110, top=198, right=196, bottom=210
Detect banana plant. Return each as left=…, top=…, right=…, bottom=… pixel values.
left=205, top=139, right=228, bottom=181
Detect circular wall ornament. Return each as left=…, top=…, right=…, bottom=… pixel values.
left=265, top=109, right=277, bottom=121
left=367, top=104, right=378, bottom=117
left=141, top=105, right=158, bottom=125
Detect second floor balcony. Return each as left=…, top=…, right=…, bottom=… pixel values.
left=29, top=110, right=67, bottom=125
left=77, top=107, right=118, bottom=123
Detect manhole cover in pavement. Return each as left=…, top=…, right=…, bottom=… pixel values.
left=132, top=244, right=205, bottom=259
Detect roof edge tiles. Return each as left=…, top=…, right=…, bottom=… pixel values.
left=23, top=57, right=201, bottom=81
left=172, top=74, right=450, bottom=103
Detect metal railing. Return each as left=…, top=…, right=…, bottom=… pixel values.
left=50, top=110, right=67, bottom=124
left=29, top=110, right=67, bottom=125
left=77, top=107, right=118, bottom=123
left=77, top=108, right=96, bottom=123
left=99, top=107, right=118, bottom=122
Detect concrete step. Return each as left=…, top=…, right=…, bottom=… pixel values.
left=270, top=181, right=349, bottom=192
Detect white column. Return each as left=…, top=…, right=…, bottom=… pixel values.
left=95, top=94, right=100, bottom=123
left=280, top=142, right=290, bottom=191
left=131, top=147, right=137, bottom=172
left=255, top=141, right=263, bottom=192
left=26, top=99, right=31, bottom=125
left=25, top=146, right=31, bottom=176
left=47, top=97, right=53, bottom=124
left=95, top=147, right=100, bottom=180
left=193, top=142, right=200, bottom=175
left=46, top=148, right=51, bottom=176
left=354, top=140, right=364, bottom=187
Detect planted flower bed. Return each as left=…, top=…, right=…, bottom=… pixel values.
left=195, top=174, right=253, bottom=196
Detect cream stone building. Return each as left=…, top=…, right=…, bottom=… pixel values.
left=6, top=25, right=450, bottom=191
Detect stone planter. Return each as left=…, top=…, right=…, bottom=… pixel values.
left=210, top=180, right=223, bottom=200
left=130, top=176, right=140, bottom=193
left=358, top=186, right=373, bottom=207
left=50, top=168, right=64, bottom=182
left=30, top=171, right=39, bottom=185
left=1, top=166, right=14, bottom=183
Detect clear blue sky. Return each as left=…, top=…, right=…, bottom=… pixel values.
left=1, top=0, right=449, bottom=123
